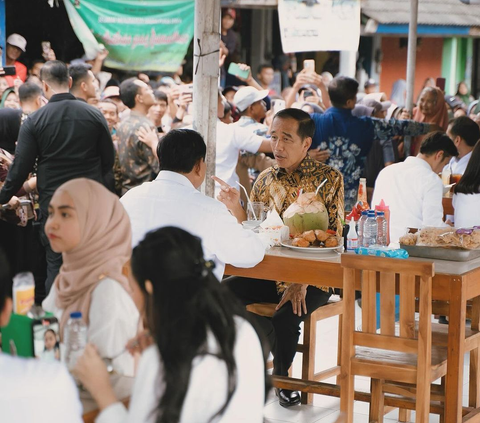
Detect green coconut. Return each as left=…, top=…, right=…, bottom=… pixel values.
left=282, top=192, right=329, bottom=237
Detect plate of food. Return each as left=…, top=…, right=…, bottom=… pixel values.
left=281, top=229, right=342, bottom=253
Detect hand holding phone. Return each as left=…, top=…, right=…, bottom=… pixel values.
left=227, top=63, right=251, bottom=80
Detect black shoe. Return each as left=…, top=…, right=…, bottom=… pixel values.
left=276, top=388, right=301, bottom=408
left=438, top=315, right=449, bottom=325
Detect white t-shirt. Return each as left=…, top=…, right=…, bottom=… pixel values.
left=0, top=353, right=83, bottom=423
left=216, top=120, right=264, bottom=193
left=444, top=151, right=472, bottom=176
left=96, top=317, right=265, bottom=423
left=120, top=171, right=265, bottom=281
left=372, top=156, right=447, bottom=243
left=453, top=192, right=480, bottom=228
left=42, top=278, right=139, bottom=377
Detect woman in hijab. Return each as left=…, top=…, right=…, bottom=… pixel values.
left=411, top=86, right=449, bottom=155
left=42, top=178, right=139, bottom=376
left=0, top=87, right=19, bottom=109
left=456, top=81, right=474, bottom=108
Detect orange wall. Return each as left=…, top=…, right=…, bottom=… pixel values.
left=379, top=37, right=444, bottom=101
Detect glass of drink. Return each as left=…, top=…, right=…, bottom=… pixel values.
left=247, top=201, right=266, bottom=222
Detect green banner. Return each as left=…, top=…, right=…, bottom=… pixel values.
left=64, top=0, right=195, bottom=72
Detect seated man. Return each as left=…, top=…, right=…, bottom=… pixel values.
left=217, top=108, right=344, bottom=408
left=120, top=129, right=265, bottom=282
left=372, top=132, right=458, bottom=243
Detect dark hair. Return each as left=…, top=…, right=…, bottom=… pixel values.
left=154, top=90, right=168, bottom=103
left=257, top=64, right=273, bottom=74
left=29, top=59, right=45, bottom=70
left=419, top=131, right=458, bottom=157
left=119, top=77, right=141, bottom=109
left=328, top=76, right=359, bottom=107
left=69, top=63, right=93, bottom=91
left=273, top=108, right=315, bottom=139
left=448, top=116, right=480, bottom=147
left=455, top=140, right=480, bottom=194
left=0, top=248, right=11, bottom=313
left=39, top=60, right=70, bottom=87
left=18, top=82, right=42, bottom=103
left=131, top=227, right=245, bottom=423
left=43, top=328, right=60, bottom=352
left=157, top=129, right=206, bottom=173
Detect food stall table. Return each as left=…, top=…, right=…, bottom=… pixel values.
left=225, top=248, right=480, bottom=422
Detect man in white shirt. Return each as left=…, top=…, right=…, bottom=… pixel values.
left=0, top=250, right=83, bottom=423
left=372, top=132, right=458, bottom=243
left=120, top=128, right=265, bottom=281
left=445, top=116, right=480, bottom=175
left=216, top=91, right=271, bottom=196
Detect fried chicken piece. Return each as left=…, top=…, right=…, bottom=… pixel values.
left=324, top=237, right=339, bottom=248
left=315, top=229, right=329, bottom=242
left=292, top=237, right=310, bottom=248
left=302, top=230, right=316, bottom=243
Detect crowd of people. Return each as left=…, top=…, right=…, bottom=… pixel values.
left=1, top=16, right=480, bottom=421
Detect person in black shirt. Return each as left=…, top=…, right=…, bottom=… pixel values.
left=0, top=60, right=115, bottom=294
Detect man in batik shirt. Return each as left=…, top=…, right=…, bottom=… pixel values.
left=217, top=108, right=344, bottom=409
left=117, top=78, right=159, bottom=195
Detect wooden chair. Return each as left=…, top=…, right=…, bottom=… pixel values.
left=246, top=296, right=343, bottom=404
left=340, top=254, right=448, bottom=423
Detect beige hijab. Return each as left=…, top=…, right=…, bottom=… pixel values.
left=53, top=178, right=132, bottom=337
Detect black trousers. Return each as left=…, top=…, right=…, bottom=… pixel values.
left=224, top=277, right=331, bottom=377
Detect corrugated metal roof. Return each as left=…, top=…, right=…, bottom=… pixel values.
left=361, top=0, right=480, bottom=26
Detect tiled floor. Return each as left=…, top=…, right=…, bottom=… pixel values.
left=263, top=302, right=471, bottom=422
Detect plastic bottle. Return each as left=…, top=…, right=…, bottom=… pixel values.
left=357, top=210, right=368, bottom=247
left=374, top=199, right=390, bottom=245
left=346, top=219, right=358, bottom=251
left=363, top=210, right=378, bottom=247
left=376, top=211, right=388, bottom=246
left=12, top=272, right=35, bottom=315
left=64, top=312, right=87, bottom=371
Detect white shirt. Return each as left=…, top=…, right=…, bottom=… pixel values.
left=453, top=192, right=480, bottom=228
left=42, top=278, right=139, bottom=377
left=120, top=171, right=265, bottom=281
left=0, top=354, right=83, bottom=423
left=96, top=317, right=265, bottom=423
left=444, top=151, right=472, bottom=175
left=372, top=156, right=447, bottom=243
left=216, top=120, right=263, bottom=193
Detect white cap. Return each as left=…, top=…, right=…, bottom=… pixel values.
left=6, top=33, right=26, bottom=52
left=233, top=86, right=269, bottom=112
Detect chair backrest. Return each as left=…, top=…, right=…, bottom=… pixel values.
left=341, top=254, right=434, bottom=357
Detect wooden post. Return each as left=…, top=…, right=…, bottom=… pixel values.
left=404, top=0, right=418, bottom=157
left=193, top=0, right=220, bottom=197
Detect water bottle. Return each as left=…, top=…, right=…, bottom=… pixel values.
left=363, top=210, right=378, bottom=247
left=376, top=211, right=388, bottom=246
left=64, top=312, right=87, bottom=371
left=357, top=210, right=368, bottom=247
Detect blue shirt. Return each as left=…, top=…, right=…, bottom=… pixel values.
left=311, top=107, right=430, bottom=210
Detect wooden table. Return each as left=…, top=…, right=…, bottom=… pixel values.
left=225, top=248, right=480, bottom=422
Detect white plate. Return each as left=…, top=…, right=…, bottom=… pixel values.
left=281, top=239, right=342, bottom=253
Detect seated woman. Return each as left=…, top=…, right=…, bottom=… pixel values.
left=42, top=178, right=139, bottom=376
left=453, top=140, right=480, bottom=228
left=0, top=248, right=83, bottom=422
left=74, top=227, right=268, bottom=422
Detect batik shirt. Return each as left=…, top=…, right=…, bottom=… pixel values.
left=251, top=155, right=344, bottom=293
left=310, top=108, right=431, bottom=211
left=117, top=111, right=160, bottom=195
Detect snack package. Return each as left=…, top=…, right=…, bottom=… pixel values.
left=415, top=227, right=480, bottom=250
left=355, top=246, right=409, bottom=259
left=259, top=210, right=289, bottom=247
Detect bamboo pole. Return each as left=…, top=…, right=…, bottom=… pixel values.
left=404, top=0, right=419, bottom=157
left=193, top=0, right=220, bottom=197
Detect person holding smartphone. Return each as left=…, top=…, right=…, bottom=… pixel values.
left=4, top=34, right=28, bottom=85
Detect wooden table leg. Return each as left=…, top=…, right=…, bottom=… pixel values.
left=470, top=296, right=480, bottom=408
left=445, top=276, right=467, bottom=422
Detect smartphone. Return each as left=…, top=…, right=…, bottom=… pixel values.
left=436, top=77, right=446, bottom=92
left=32, top=317, right=60, bottom=361
left=2, top=66, right=16, bottom=76
left=303, top=90, right=314, bottom=98
left=227, top=62, right=250, bottom=80
left=272, top=99, right=286, bottom=114
left=303, top=59, right=315, bottom=74
left=41, top=41, right=51, bottom=60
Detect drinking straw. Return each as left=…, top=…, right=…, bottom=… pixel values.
left=236, top=181, right=258, bottom=220
left=315, top=179, right=328, bottom=196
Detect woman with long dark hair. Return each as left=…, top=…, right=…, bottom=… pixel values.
left=453, top=140, right=480, bottom=227
left=75, top=227, right=268, bottom=423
